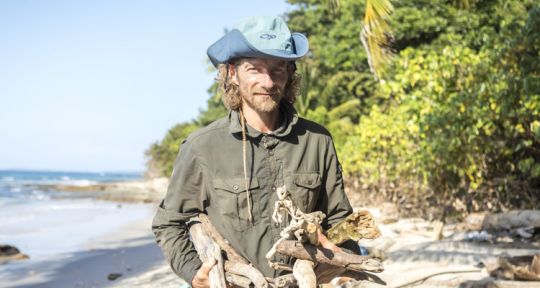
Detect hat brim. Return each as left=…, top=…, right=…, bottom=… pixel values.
left=207, top=29, right=309, bottom=67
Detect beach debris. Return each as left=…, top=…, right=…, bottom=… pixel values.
left=107, top=273, right=122, bottom=281
left=514, top=227, right=535, bottom=239
left=465, top=230, right=494, bottom=242
left=273, top=240, right=384, bottom=273
left=432, top=220, right=445, bottom=240
left=188, top=216, right=228, bottom=288
left=0, top=244, right=29, bottom=264
left=464, top=210, right=540, bottom=246
left=487, top=254, right=540, bottom=281
left=188, top=186, right=384, bottom=288
left=326, top=210, right=381, bottom=245
left=266, top=185, right=383, bottom=287
left=197, top=214, right=267, bottom=288
left=466, top=210, right=540, bottom=231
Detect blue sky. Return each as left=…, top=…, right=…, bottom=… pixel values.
left=0, top=0, right=292, bottom=172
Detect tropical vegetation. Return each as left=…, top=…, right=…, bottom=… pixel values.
left=146, top=0, right=540, bottom=219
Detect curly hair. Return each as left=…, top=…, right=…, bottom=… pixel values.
left=216, top=62, right=301, bottom=111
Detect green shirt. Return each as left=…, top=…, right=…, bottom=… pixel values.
left=152, top=101, right=353, bottom=283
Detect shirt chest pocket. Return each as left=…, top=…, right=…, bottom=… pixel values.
left=212, top=178, right=260, bottom=231
left=287, top=172, right=322, bottom=213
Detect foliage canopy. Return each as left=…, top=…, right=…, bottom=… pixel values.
left=146, top=0, right=540, bottom=218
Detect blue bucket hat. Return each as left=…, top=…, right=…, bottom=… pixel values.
left=207, top=16, right=309, bottom=67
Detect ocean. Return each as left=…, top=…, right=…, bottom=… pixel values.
left=0, top=170, right=142, bottom=201
left=0, top=170, right=155, bottom=283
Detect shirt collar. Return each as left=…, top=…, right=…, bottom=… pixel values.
left=228, top=101, right=299, bottom=138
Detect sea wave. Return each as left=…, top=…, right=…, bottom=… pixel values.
left=59, top=179, right=98, bottom=186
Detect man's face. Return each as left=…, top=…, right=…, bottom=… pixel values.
left=232, top=58, right=289, bottom=113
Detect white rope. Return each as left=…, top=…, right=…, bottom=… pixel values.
left=266, top=185, right=326, bottom=268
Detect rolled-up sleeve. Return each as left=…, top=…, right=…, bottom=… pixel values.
left=152, top=138, right=207, bottom=283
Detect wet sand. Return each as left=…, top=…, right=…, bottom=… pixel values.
left=0, top=209, right=186, bottom=288
left=0, top=178, right=181, bottom=288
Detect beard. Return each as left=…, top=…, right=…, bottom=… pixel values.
left=242, top=88, right=283, bottom=113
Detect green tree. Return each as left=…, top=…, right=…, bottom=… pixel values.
left=147, top=0, right=540, bottom=217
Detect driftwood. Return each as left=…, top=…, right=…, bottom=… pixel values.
left=484, top=280, right=540, bottom=288
left=193, top=202, right=384, bottom=287
left=462, top=278, right=540, bottom=288
left=226, top=272, right=252, bottom=288
left=269, top=186, right=326, bottom=287
left=466, top=210, right=540, bottom=231
left=188, top=219, right=227, bottom=288
left=275, top=240, right=384, bottom=273
left=486, top=254, right=540, bottom=281
left=327, top=211, right=381, bottom=245
left=225, top=261, right=268, bottom=288
left=293, top=259, right=316, bottom=288
left=198, top=214, right=268, bottom=288
left=226, top=273, right=297, bottom=288
left=268, top=274, right=297, bottom=288
left=199, top=214, right=250, bottom=265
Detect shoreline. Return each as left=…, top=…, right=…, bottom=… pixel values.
left=0, top=204, right=186, bottom=288
left=31, top=177, right=169, bottom=203
left=0, top=177, right=181, bottom=288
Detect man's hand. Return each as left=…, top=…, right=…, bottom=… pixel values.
left=317, top=229, right=342, bottom=253
left=315, top=229, right=346, bottom=283
left=191, top=258, right=217, bottom=288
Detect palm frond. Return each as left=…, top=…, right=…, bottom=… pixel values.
left=361, top=0, right=394, bottom=80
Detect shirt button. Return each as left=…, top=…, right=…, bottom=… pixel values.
left=269, top=151, right=274, bottom=156
left=272, top=186, right=276, bottom=191
left=307, top=180, right=313, bottom=185
left=233, top=185, right=239, bottom=190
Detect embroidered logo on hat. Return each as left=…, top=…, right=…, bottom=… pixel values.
left=260, top=34, right=277, bottom=40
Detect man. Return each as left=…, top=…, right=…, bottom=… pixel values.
left=152, top=15, right=357, bottom=287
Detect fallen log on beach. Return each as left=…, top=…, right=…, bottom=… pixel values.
left=487, top=254, right=540, bottom=281
left=466, top=210, right=540, bottom=231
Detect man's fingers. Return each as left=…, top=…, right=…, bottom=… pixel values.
left=198, top=258, right=217, bottom=276
left=317, top=229, right=342, bottom=252
left=192, top=259, right=217, bottom=288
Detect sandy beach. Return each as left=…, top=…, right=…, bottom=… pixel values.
left=2, top=176, right=539, bottom=288
left=0, top=174, right=183, bottom=288
left=107, top=204, right=540, bottom=288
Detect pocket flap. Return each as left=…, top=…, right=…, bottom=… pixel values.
left=213, top=178, right=259, bottom=194
left=292, top=173, right=321, bottom=189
